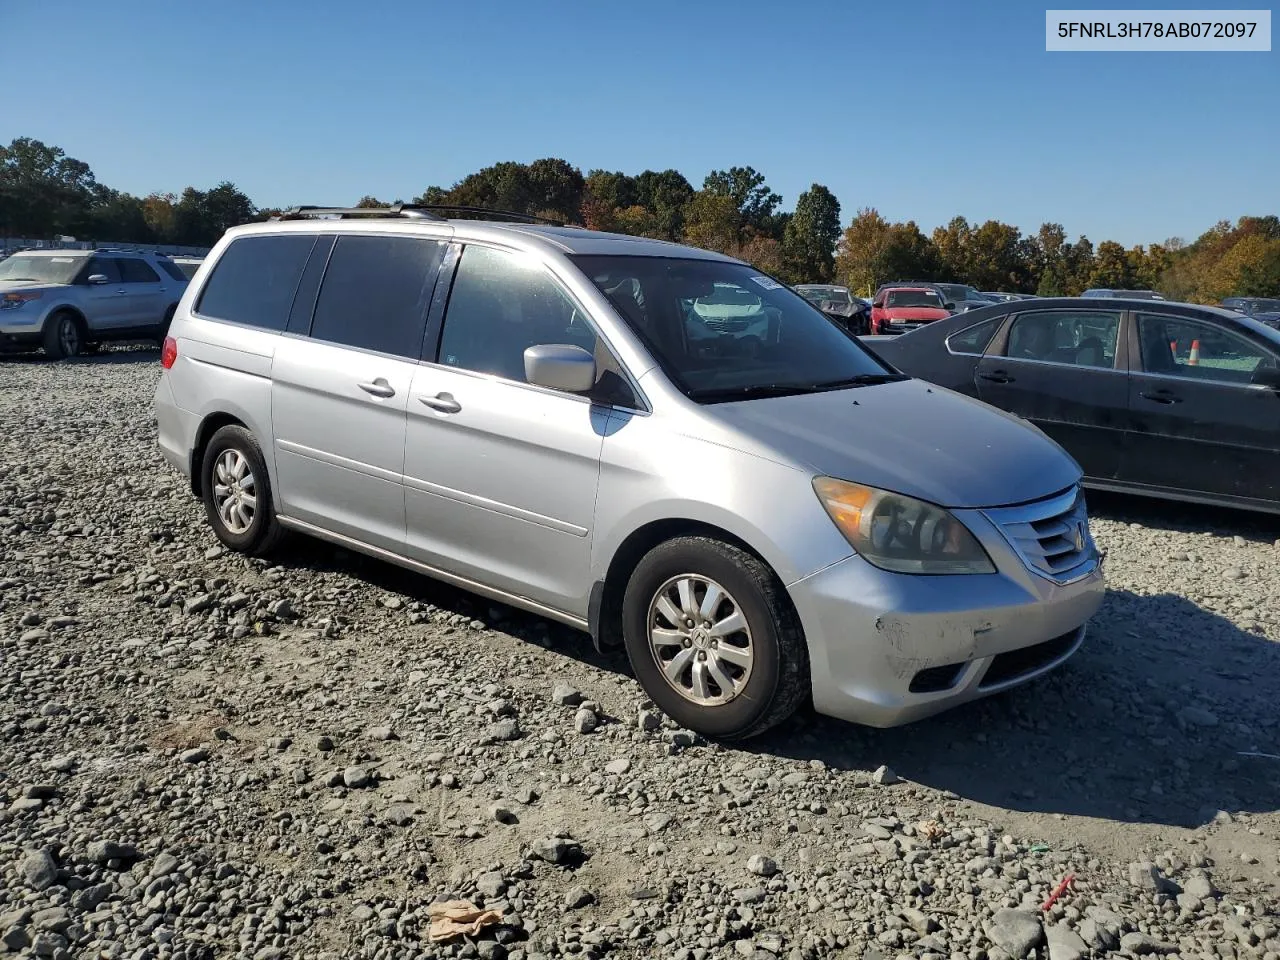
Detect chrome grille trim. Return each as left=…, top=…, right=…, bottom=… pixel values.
left=983, top=486, right=1095, bottom=582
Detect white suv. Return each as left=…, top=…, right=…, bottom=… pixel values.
left=0, top=248, right=188, bottom=358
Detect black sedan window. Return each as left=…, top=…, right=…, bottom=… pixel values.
left=1004, top=310, right=1120, bottom=369
left=1137, top=314, right=1277, bottom=383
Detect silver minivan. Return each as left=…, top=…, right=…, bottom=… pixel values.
left=154, top=207, right=1105, bottom=739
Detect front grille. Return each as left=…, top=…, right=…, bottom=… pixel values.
left=984, top=486, right=1094, bottom=581
left=979, top=629, right=1080, bottom=688
left=703, top=317, right=749, bottom=332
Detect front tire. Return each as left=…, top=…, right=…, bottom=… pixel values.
left=200, top=425, right=285, bottom=556
left=42, top=311, right=83, bottom=360
left=621, top=537, right=809, bottom=740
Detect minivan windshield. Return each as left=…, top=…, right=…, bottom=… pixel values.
left=0, top=254, right=87, bottom=284
left=573, top=256, right=899, bottom=403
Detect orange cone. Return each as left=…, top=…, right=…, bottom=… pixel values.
left=1188, top=339, right=1200, bottom=365
left=1170, top=340, right=1178, bottom=356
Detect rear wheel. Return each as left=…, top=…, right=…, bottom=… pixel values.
left=621, top=537, right=809, bottom=740
left=42, top=311, right=83, bottom=360
left=200, top=425, right=285, bottom=556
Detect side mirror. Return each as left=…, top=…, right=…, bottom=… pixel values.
left=944, top=301, right=956, bottom=311
left=1251, top=365, right=1280, bottom=391
left=524, top=344, right=596, bottom=393
left=87, top=274, right=110, bottom=285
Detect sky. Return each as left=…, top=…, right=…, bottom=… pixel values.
left=4, top=0, right=1277, bottom=247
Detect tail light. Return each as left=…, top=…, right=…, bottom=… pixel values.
left=161, top=336, right=178, bottom=369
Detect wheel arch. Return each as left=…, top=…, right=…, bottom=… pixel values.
left=589, top=517, right=785, bottom=652
left=189, top=412, right=248, bottom=498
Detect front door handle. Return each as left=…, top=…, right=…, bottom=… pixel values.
left=978, top=370, right=1014, bottom=384
left=419, top=392, right=461, bottom=414
left=357, top=378, right=396, bottom=399
left=1139, top=390, right=1181, bottom=404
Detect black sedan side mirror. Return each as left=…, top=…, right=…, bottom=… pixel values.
left=1251, top=365, right=1280, bottom=391
left=944, top=301, right=956, bottom=311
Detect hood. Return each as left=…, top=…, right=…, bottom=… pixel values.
left=881, top=306, right=950, bottom=321
left=0, top=279, right=59, bottom=292
left=703, top=379, right=1080, bottom=509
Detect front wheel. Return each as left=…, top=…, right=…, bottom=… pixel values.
left=621, top=537, right=809, bottom=740
left=42, top=311, right=83, bottom=360
left=200, top=425, right=285, bottom=556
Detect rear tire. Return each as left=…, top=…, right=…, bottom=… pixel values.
left=42, top=311, right=83, bottom=360
left=200, top=425, right=285, bottom=556
left=621, top=536, right=809, bottom=740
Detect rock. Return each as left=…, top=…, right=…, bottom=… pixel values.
left=180, top=747, right=208, bottom=763
left=87, top=840, right=136, bottom=864
left=605, top=758, right=631, bottom=775
left=21, top=850, right=58, bottom=890
left=1223, top=567, right=1247, bottom=580
left=747, top=854, right=778, bottom=877
left=19, top=628, right=49, bottom=642
left=551, top=682, right=583, bottom=706
left=42, top=755, right=76, bottom=773
left=985, top=909, right=1044, bottom=958
left=489, top=719, right=521, bottom=742
left=149, top=852, right=180, bottom=878
left=343, top=766, right=371, bottom=789
left=901, top=908, right=938, bottom=936
left=734, top=887, right=767, bottom=904
left=1183, top=869, right=1217, bottom=899
left=268, top=598, right=297, bottom=619
left=1045, top=924, right=1088, bottom=960
left=1128, top=860, right=1179, bottom=894
left=531, top=837, right=580, bottom=864
left=644, top=813, right=674, bottom=834
left=316, top=735, right=335, bottom=752
left=476, top=872, right=506, bottom=899
left=183, top=593, right=213, bottom=614
left=872, top=764, right=899, bottom=785
left=515, top=787, right=539, bottom=805
left=1, top=927, right=32, bottom=952
left=573, top=707, right=598, bottom=733
left=1178, top=705, right=1219, bottom=727
left=1119, top=931, right=1177, bottom=954
left=563, top=885, right=594, bottom=909
left=491, top=803, right=517, bottom=825
left=638, top=708, right=663, bottom=732
left=366, top=725, right=396, bottom=741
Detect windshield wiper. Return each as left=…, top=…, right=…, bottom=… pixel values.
left=687, top=383, right=822, bottom=403
left=2, top=277, right=39, bottom=282
left=802, top=373, right=909, bottom=391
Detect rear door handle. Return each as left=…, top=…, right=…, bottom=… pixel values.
left=419, top=392, right=461, bottom=414
left=357, top=378, right=396, bottom=399
left=1139, top=391, right=1181, bottom=404
left=978, top=371, right=1014, bottom=383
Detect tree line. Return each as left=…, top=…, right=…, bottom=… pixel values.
left=3, top=137, right=1275, bottom=302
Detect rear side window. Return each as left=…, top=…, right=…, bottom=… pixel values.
left=309, top=235, right=443, bottom=358
left=196, top=235, right=317, bottom=331
left=947, top=317, right=1001, bottom=355
left=157, top=260, right=188, bottom=282
left=118, top=259, right=161, bottom=283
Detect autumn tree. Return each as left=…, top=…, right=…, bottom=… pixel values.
left=1088, top=240, right=1134, bottom=289
left=0, top=137, right=98, bottom=236
left=703, top=166, right=782, bottom=238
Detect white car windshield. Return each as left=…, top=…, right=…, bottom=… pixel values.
left=0, top=254, right=86, bottom=284
left=574, top=256, right=898, bottom=402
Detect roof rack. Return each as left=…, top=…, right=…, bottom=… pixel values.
left=272, top=204, right=446, bottom=222
left=270, top=204, right=569, bottom=227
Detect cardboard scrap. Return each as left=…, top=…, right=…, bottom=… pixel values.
left=427, top=899, right=503, bottom=942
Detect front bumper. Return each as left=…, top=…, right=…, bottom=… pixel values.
left=0, top=312, right=44, bottom=351
left=789, top=501, right=1105, bottom=727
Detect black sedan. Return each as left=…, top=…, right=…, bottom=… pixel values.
left=867, top=297, right=1280, bottom=514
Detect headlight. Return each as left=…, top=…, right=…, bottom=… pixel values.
left=812, top=477, right=995, bottom=575
left=1, top=292, right=43, bottom=310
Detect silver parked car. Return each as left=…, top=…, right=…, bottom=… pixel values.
left=0, top=248, right=188, bottom=358
left=154, top=207, right=1105, bottom=739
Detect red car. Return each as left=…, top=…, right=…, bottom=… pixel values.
left=870, top=286, right=952, bottom=335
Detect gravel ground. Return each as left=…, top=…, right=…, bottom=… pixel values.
left=2, top=346, right=1279, bottom=960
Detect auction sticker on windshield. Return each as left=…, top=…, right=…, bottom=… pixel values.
left=750, top=276, right=783, bottom=290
